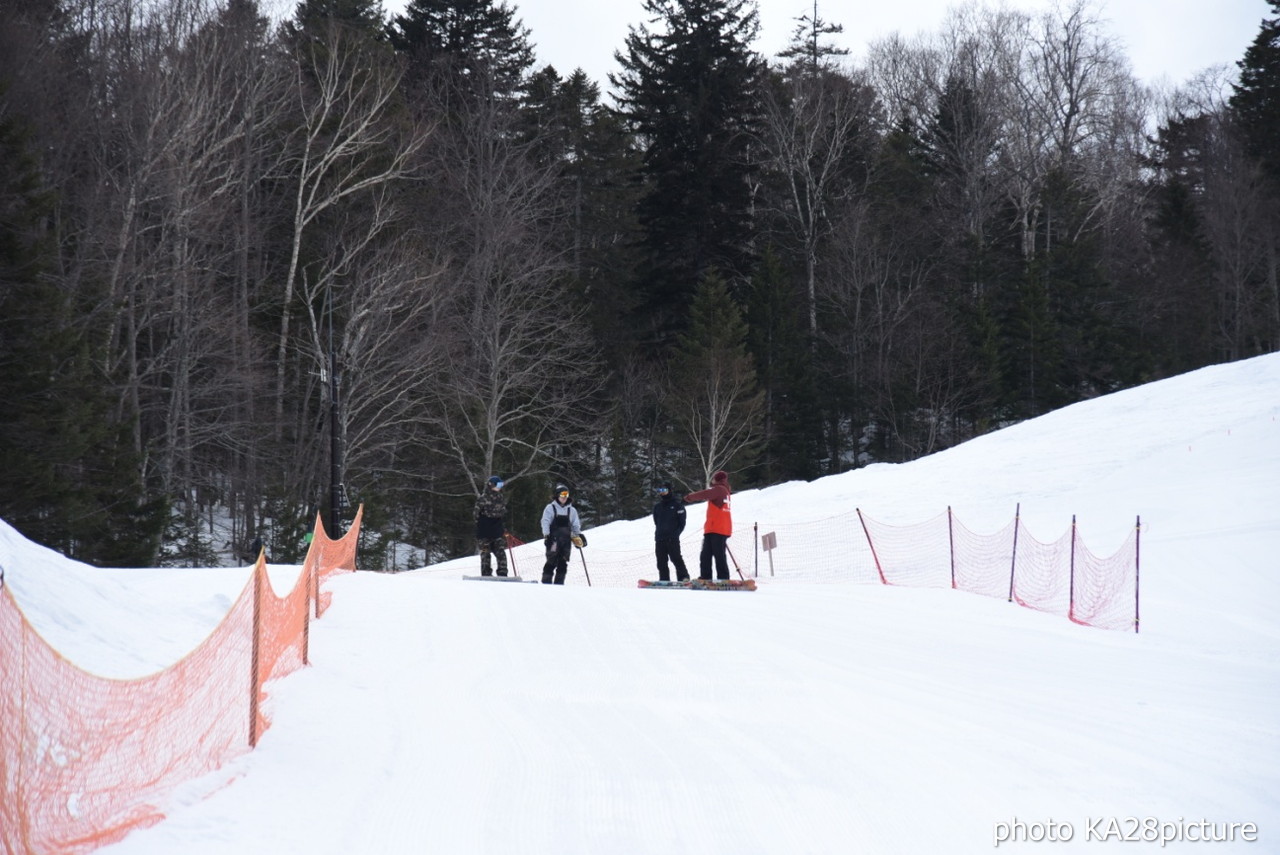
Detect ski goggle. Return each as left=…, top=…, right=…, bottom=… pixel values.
left=656, top=486, right=669, bottom=495
left=490, top=480, right=504, bottom=489
left=557, top=490, right=570, bottom=498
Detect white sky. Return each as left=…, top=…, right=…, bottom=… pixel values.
left=481, top=0, right=1270, bottom=93
left=6, top=352, right=1280, bottom=853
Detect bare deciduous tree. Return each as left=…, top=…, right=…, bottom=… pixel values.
left=758, top=61, right=877, bottom=337
left=416, top=82, right=603, bottom=497
left=664, top=274, right=764, bottom=487
left=275, top=25, right=426, bottom=429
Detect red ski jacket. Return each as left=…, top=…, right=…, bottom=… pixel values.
left=685, top=471, right=732, bottom=536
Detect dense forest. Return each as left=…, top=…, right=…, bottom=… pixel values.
left=0, top=0, right=1276, bottom=568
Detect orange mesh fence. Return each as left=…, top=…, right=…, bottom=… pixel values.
left=0, top=581, right=255, bottom=855
left=1069, top=522, right=1140, bottom=632
left=488, top=506, right=1138, bottom=632
left=858, top=510, right=953, bottom=589
left=950, top=514, right=1019, bottom=599
left=1009, top=520, right=1074, bottom=618
left=305, top=507, right=363, bottom=618
left=0, top=507, right=362, bottom=855
left=727, top=517, right=881, bottom=584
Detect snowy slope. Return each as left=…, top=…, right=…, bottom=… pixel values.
left=4, top=354, right=1279, bottom=854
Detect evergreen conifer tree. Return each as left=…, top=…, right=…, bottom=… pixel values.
left=745, top=248, right=823, bottom=481
left=1231, top=1, right=1280, bottom=184
left=613, top=0, right=766, bottom=347
left=388, top=0, right=534, bottom=98
left=0, top=99, right=163, bottom=564
left=290, top=0, right=388, bottom=39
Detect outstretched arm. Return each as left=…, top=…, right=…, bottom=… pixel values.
left=684, top=484, right=728, bottom=504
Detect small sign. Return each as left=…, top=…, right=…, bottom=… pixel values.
left=762, top=532, right=777, bottom=551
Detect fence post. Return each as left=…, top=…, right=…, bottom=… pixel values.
left=312, top=552, right=323, bottom=619
left=947, top=507, right=956, bottom=589
left=753, top=522, right=758, bottom=578
left=302, top=558, right=311, bottom=668
left=1134, top=516, right=1141, bottom=634
left=1007, top=503, right=1021, bottom=603
left=856, top=509, right=888, bottom=584
left=249, top=563, right=262, bottom=748
left=1068, top=515, right=1077, bottom=623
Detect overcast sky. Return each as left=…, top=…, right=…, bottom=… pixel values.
left=439, top=0, right=1270, bottom=95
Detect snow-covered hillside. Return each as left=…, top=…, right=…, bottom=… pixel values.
left=4, top=354, right=1278, bottom=853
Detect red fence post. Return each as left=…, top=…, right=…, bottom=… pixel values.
left=856, top=509, right=888, bottom=585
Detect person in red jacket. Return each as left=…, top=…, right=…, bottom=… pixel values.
left=683, top=469, right=732, bottom=581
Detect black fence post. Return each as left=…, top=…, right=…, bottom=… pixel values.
left=1007, top=503, right=1021, bottom=603
left=947, top=507, right=956, bottom=589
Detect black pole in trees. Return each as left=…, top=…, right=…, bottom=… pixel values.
left=327, top=288, right=345, bottom=539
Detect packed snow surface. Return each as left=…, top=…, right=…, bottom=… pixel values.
left=5, top=354, right=1279, bottom=853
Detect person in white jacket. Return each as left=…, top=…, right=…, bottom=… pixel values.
left=540, top=483, right=584, bottom=584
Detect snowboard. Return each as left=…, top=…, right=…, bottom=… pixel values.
left=462, top=574, right=531, bottom=583
left=637, top=579, right=693, bottom=589
left=690, top=578, right=756, bottom=591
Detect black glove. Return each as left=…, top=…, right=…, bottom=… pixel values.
left=544, top=536, right=552, bottom=547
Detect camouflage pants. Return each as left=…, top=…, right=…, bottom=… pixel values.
left=477, top=536, right=508, bottom=575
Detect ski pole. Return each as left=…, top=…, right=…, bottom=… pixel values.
left=505, top=532, right=518, bottom=577
left=726, top=543, right=746, bottom=581
left=577, top=544, right=592, bottom=586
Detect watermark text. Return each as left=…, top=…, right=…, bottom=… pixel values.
left=993, top=816, right=1258, bottom=847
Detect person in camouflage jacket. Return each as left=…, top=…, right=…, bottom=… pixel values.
left=475, top=475, right=508, bottom=576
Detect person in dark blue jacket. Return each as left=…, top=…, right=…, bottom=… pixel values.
left=651, top=482, right=689, bottom=582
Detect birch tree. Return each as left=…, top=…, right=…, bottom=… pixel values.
left=415, top=82, right=603, bottom=497
left=758, top=55, right=876, bottom=337
left=274, top=23, right=425, bottom=429
left=664, top=273, right=764, bottom=486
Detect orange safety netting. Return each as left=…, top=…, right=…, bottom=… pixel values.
left=507, top=506, right=1138, bottom=632
left=0, top=507, right=362, bottom=855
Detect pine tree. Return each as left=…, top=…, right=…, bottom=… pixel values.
left=0, top=98, right=163, bottom=565
left=776, top=0, right=848, bottom=74
left=290, top=0, right=388, bottom=40
left=745, top=248, right=822, bottom=481
left=1228, top=0, right=1280, bottom=361
left=388, top=0, right=534, bottom=99
left=519, top=67, right=644, bottom=367
left=1231, top=0, right=1280, bottom=184
left=613, top=0, right=767, bottom=347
